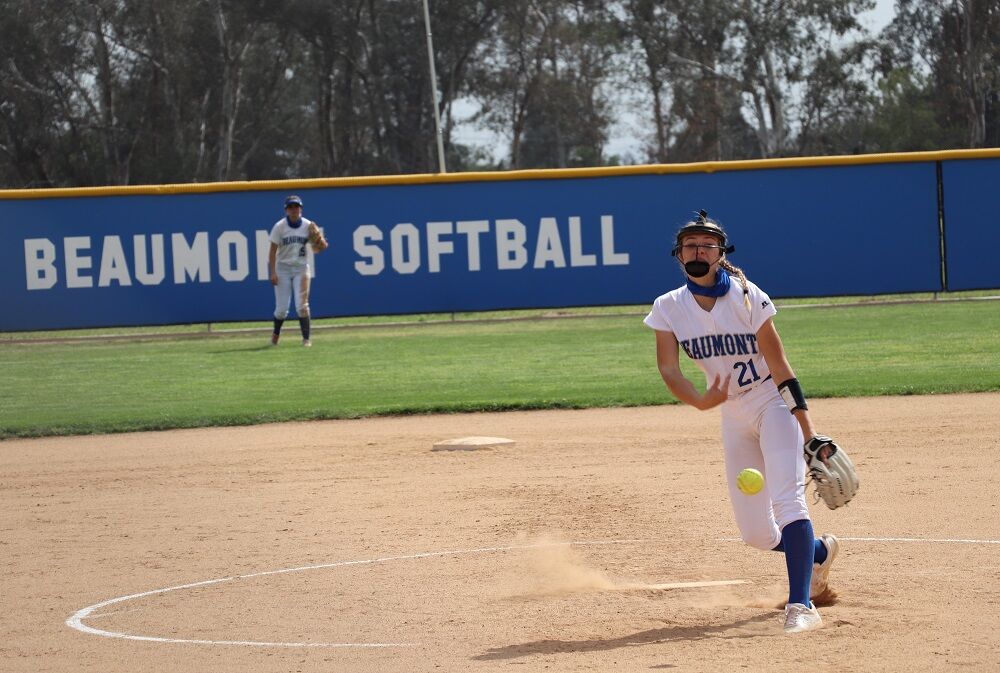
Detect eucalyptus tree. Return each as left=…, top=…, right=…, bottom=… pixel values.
left=619, top=0, right=875, bottom=161
left=425, top=0, right=502, bottom=161
left=517, top=1, right=618, bottom=168
left=0, top=0, right=144, bottom=186
left=619, top=0, right=747, bottom=162
left=722, top=0, right=876, bottom=157
left=283, top=0, right=499, bottom=176
left=0, top=0, right=308, bottom=186
left=471, top=0, right=561, bottom=168
left=471, top=0, right=617, bottom=169
left=0, top=0, right=70, bottom=186
left=883, top=0, right=1000, bottom=148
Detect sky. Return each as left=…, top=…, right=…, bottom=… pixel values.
left=448, top=0, right=898, bottom=165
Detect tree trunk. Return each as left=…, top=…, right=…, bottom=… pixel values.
left=213, top=0, right=251, bottom=181
left=761, top=50, right=785, bottom=156
left=960, top=0, right=986, bottom=146
left=89, top=5, right=126, bottom=183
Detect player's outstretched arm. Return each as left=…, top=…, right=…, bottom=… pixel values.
left=756, top=318, right=817, bottom=438
left=654, top=330, right=730, bottom=410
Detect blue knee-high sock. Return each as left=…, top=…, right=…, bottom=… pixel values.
left=778, top=519, right=815, bottom=606
left=771, top=534, right=828, bottom=565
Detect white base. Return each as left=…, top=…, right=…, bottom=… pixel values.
left=432, top=436, right=515, bottom=451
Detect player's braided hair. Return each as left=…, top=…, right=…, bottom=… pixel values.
left=719, top=258, right=752, bottom=315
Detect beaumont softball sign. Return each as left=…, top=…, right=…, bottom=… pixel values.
left=20, top=214, right=629, bottom=292
left=1, top=151, right=995, bottom=331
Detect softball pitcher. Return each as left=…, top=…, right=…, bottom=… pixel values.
left=644, top=211, right=841, bottom=634
left=268, top=195, right=327, bottom=347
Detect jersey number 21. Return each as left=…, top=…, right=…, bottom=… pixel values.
left=733, top=359, right=761, bottom=387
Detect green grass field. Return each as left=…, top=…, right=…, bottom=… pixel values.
left=2, top=300, right=999, bottom=438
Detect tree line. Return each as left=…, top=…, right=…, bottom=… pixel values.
left=1, top=0, right=997, bottom=188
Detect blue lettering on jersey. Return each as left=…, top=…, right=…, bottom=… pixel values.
left=281, top=235, right=309, bottom=246
left=689, top=338, right=703, bottom=359
left=679, top=340, right=693, bottom=358
left=678, top=333, right=759, bottom=360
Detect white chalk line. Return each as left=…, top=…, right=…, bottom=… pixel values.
left=841, top=536, right=1000, bottom=544
left=66, top=535, right=1000, bottom=649
left=65, top=539, right=643, bottom=648
left=718, top=536, right=1000, bottom=545
left=645, top=580, right=747, bottom=590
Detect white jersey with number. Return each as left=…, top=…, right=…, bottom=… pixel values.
left=645, top=279, right=808, bottom=550
left=643, top=279, right=778, bottom=398
left=269, top=216, right=316, bottom=271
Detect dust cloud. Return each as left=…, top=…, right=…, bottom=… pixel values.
left=495, top=535, right=745, bottom=608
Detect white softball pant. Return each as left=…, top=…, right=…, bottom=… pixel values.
left=720, top=381, right=809, bottom=551
left=273, top=264, right=311, bottom=320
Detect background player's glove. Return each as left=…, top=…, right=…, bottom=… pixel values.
left=308, top=222, right=329, bottom=253
left=803, top=435, right=859, bottom=510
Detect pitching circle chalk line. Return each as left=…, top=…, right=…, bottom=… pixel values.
left=66, top=535, right=1000, bottom=649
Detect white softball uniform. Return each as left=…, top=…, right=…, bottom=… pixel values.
left=644, top=280, right=809, bottom=550
left=269, top=217, right=316, bottom=320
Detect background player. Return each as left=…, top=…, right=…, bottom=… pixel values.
left=643, top=210, right=840, bottom=633
left=268, top=195, right=325, bottom=347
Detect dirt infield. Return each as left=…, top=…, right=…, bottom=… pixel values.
left=4, top=393, right=999, bottom=672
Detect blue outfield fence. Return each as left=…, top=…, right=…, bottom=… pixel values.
left=1, top=150, right=997, bottom=332
left=940, top=157, right=1000, bottom=292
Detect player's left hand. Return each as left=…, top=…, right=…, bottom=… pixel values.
left=803, top=435, right=860, bottom=509
left=308, top=222, right=329, bottom=253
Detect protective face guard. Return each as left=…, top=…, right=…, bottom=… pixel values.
left=670, top=210, right=735, bottom=256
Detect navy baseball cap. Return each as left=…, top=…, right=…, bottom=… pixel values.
left=284, top=195, right=303, bottom=207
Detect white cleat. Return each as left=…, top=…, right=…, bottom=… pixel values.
left=783, top=602, right=822, bottom=633
left=302, top=339, right=312, bottom=347
left=810, top=533, right=840, bottom=599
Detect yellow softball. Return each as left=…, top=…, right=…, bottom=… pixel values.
left=737, top=468, right=764, bottom=495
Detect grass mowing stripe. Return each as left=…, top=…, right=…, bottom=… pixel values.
left=4, top=290, right=997, bottom=342
left=2, top=301, right=998, bottom=438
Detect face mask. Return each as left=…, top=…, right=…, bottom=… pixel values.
left=684, top=260, right=711, bottom=277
